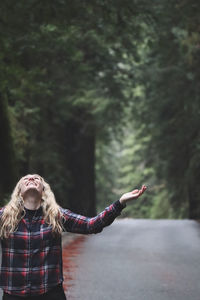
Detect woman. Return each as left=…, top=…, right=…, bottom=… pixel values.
left=0, top=174, right=147, bottom=300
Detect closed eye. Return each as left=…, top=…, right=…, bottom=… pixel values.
left=23, top=176, right=40, bottom=181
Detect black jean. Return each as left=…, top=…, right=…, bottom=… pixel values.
left=3, top=284, right=67, bottom=300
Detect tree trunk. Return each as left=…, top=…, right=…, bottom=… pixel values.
left=63, top=116, right=96, bottom=216
left=188, top=165, right=200, bottom=219
left=0, top=96, right=17, bottom=202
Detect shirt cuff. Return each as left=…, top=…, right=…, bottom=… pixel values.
left=113, top=199, right=126, bottom=210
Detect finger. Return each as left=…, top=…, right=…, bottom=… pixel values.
left=131, top=189, right=139, bottom=194
left=141, top=185, right=147, bottom=191
left=139, top=186, right=146, bottom=195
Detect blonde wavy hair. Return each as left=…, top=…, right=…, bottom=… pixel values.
left=0, top=174, right=65, bottom=239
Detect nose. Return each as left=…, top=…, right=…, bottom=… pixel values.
left=28, top=177, right=35, bottom=181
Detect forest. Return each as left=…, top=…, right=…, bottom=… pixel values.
left=0, top=0, right=200, bottom=219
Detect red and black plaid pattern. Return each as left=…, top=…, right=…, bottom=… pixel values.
left=0, top=200, right=125, bottom=296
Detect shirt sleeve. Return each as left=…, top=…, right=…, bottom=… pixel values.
left=60, top=200, right=126, bottom=234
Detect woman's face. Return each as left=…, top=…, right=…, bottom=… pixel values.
left=20, top=174, right=44, bottom=198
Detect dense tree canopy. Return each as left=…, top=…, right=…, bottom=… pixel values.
left=132, top=0, right=200, bottom=218
left=0, top=0, right=199, bottom=218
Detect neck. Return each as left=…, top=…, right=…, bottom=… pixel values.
left=23, top=192, right=41, bottom=210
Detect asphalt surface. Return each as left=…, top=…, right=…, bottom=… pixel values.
left=67, top=219, right=200, bottom=300
left=0, top=219, right=200, bottom=300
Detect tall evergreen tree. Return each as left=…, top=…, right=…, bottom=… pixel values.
left=0, top=97, right=17, bottom=201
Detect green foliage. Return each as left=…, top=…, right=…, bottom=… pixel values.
left=97, top=0, right=200, bottom=219
left=150, top=188, right=174, bottom=219
left=129, top=0, right=200, bottom=218
left=0, top=0, right=200, bottom=219
left=96, top=123, right=167, bottom=218
left=0, top=1, right=148, bottom=210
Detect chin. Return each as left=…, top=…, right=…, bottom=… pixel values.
left=24, top=187, right=41, bottom=196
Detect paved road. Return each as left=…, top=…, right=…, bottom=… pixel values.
left=67, top=219, right=200, bottom=300
left=0, top=219, right=200, bottom=300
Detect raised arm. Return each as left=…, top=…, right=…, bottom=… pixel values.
left=60, top=200, right=126, bottom=234
left=60, top=185, right=147, bottom=234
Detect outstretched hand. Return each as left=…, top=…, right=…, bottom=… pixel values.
left=119, top=185, right=147, bottom=205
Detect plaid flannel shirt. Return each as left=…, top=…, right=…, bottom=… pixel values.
left=0, top=200, right=125, bottom=297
